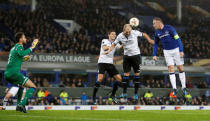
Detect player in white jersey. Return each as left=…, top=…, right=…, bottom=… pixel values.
left=2, top=85, right=26, bottom=110
left=92, top=30, right=123, bottom=104
left=106, top=24, right=154, bottom=100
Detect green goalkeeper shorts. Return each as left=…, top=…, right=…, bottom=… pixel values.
left=4, top=71, right=29, bottom=86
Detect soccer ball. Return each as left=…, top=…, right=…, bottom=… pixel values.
left=129, top=17, right=139, bottom=27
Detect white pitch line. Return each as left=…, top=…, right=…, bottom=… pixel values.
left=143, top=111, right=210, bottom=115
left=7, top=115, right=141, bottom=121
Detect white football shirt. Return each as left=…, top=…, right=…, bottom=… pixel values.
left=98, top=39, right=118, bottom=64
left=113, top=30, right=143, bottom=56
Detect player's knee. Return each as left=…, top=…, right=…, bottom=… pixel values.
left=114, top=74, right=122, bottom=82
left=134, top=73, right=140, bottom=76
left=118, top=76, right=122, bottom=82
left=97, top=78, right=103, bottom=82
left=124, top=73, right=130, bottom=76
left=97, top=74, right=104, bottom=82
left=5, top=94, right=12, bottom=99
left=177, top=65, right=184, bottom=72
left=30, top=81, right=37, bottom=88
left=32, top=85, right=37, bottom=89
left=168, top=66, right=174, bottom=72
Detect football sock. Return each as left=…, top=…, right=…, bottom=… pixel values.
left=179, top=71, right=186, bottom=89
left=169, top=72, right=177, bottom=89
left=93, top=81, right=101, bottom=101
left=19, top=88, right=35, bottom=106
left=134, top=76, right=140, bottom=95
left=122, top=76, right=129, bottom=94
left=17, top=87, right=24, bottom=105
left=3, top=98, right=8, bottom=108
left=111, top=81, right=121, bottom=98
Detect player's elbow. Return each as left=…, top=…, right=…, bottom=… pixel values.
left=150, top=40, right=155, bottom=44
left=142, top=33, right=146, bottom=37
left=103, top=46, right=109, bottom=51
left=104, top=48, right=109, bottom=51
left=18, top=52, right=25, bottom=57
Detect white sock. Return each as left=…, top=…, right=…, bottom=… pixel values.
left=3, top=98, right=8, bottom=108
left=169, top=73, right=177, bottom=89
left=179, top=71, right=186, bottom=89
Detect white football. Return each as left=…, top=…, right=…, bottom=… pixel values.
left=129, top=17, right=139, bottom=27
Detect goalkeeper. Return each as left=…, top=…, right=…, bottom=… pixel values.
left=4, top=32, right=39, bottom=113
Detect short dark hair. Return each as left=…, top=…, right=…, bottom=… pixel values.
left=15, top=32, right=24, bottom=42
left=153, top=17, right=163, bottom=23
left=107, top=30, right=115, bottom=35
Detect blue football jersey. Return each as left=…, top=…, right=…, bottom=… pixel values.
left=153, top=25, right=183, bottom=56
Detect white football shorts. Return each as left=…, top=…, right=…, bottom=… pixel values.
left=8, top=87, right=26, bottom=96
left=163, top=47, right=184, bottom=66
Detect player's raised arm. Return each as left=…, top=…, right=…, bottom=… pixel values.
left=104, top=43, right=116, bottom=54
left=142, top=32, right=154, bottom=44
left=17, top=45, right=32, bottom=57
left=117, top=44, right=123, bottom=49
left=103, top=45, right=109, bottom=51
left=104, top=35, right=120, bottom=54
left=17, top=39, right=39, bottom=57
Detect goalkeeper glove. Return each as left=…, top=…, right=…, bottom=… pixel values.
left=23, top=55, right=30, bottom=62
left=31, top=39, right=39, bottom=50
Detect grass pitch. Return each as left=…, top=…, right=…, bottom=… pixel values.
left=0, top=110, right=210, bottom=121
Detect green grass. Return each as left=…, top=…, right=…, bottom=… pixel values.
left=0, top=110, right=210, bottom=121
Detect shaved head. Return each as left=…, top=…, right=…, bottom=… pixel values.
left=123, top=24, right=132, bottom=37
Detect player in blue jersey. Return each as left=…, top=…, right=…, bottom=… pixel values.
left=2, top=70, right=27, bottom=110
left=152, top=17, right=187, bottom=95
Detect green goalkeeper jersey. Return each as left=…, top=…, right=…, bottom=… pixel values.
left=5, top=43, right=32, bottom=73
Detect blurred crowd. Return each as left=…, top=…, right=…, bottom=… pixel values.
left=0, top=0, right=209, bottom=58
left=2, top=73, right=208, bottom=89
left=30, top=75, right=87, bottom=88
left=104, top=77, right=209, bottom=89
left=1, top=89, right=210, bottom=106
left=0, top=8, right=100, bottom=55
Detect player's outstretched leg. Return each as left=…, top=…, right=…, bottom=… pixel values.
left=168, top=65, right=177, bottom=96
left=133, top=74, right=140, bottom=100
left=18, top=80, right=36, bottom=113
left=3, top=87, right=20, bottom=110
left=92, top=74, right=103, bottom=105
left=177, top=65, right=187, bottom=95
left=109, top=74, right=122, bottom=104
left=92, top=81, right=101, bottom=104
left=2, top=93, right=12, bottom=110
